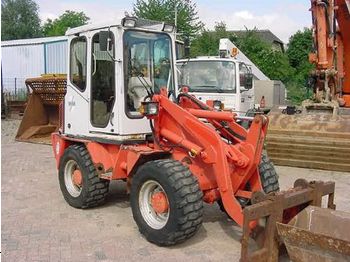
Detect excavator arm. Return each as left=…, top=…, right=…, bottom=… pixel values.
left=310, top=0, right=350, bottom=106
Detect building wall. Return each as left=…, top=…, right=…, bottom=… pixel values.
left=1, top=37, right=68, bottom=95
left=45, top=40, right=68, bottom=74
left=254, top=80, right=286, bottom=107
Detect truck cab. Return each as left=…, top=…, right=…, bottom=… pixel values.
left=177, top=56, right=254, bottom=115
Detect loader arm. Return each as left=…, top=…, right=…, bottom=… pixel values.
left=148, top=91, right=268, bottom=227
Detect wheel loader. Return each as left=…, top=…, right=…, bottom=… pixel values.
left=47, top=16, right=350, bottom=261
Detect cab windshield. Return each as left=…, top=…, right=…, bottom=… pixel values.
left=124, top=30, right=174, bottom=116
left=178, top=61, right=236, bottom=93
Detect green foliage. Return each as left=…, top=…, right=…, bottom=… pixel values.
left=287, top=28, right=313, bottom=69
left=286, top=29, right=314, bottom=85
left=1, top=0, right=41, bottom=40
left=133, top=0, right=203, bottom=39
left=285, top=28, right=314, bottom=103
left=190, top=22, right=233, bottom=57
left=232, top=30, right=295, bottom=84
left=42, top=10, right=90, bottom=37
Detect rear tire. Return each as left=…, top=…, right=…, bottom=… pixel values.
left=130, top=159, right=203, bottom=246
left=58, top=144, right=109, bottom=209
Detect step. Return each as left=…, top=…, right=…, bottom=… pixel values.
left=270, top=157, right=350, bottom=172
left=267, top=152, right=348, bottom=165
left=268, top=128, right=350, bottom=140
left=265, top=145, right=350, bottom=158
left=266, top=136, right=350, bottom=149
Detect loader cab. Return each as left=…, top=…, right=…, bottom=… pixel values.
left=177, top=57, right=254, bottom=115
left=64, top=17, right=177, bottom=141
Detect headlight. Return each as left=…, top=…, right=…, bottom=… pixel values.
left=139, top=102, right=159, bottom=116
left=163, top=24, right=175, bottom=32
left=122, top=17, right=136, bottom=27
left=213, top=100, right=224, bottom=111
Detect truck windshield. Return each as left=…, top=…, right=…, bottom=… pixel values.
left=178, top=61, right=236, bottom=93
left=124, top=30, right=174, bottom=116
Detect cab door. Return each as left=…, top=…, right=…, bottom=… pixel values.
left=238, top=63, right=254, bottom=115
left=88, top=29, right=117, bottom=135
left=65, top=34, right=90, bottom=136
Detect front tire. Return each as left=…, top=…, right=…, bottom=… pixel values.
left=218, top=153, right=279, bottom=213
left=130, top=159, right=203, bottom=246
left=58, top=144, right=109, bottom=209
left=259, top=153, right=279, bottom=193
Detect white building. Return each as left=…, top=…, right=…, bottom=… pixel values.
left=1, top=36, right=68, bottom=95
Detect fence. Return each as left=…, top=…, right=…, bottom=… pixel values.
left=2, top=77, right=28, bottom=101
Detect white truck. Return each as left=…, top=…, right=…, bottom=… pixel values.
left=177, top=38, right=268, bottom=115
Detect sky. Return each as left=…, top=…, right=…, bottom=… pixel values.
left=36, top=0, right=311, bottom=43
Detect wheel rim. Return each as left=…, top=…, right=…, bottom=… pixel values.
left=64, top=159, right=82, bottom=197
left=139, top=180, right=170, bottom=230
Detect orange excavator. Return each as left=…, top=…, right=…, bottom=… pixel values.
left=309, top=0, right=350, bottom=106
left=266, top=0, right=350, bottom=172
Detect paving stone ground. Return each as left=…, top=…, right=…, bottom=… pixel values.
left=2, top=119, right=350, bottom=262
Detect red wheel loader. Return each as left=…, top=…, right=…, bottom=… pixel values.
left=49, top=17, right=349, bottom=261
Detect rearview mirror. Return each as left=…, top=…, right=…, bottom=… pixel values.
left=99, top=31, right=109, bottom=51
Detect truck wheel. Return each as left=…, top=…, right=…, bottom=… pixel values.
left=130, top=159, right=203, bottom=246
left=259, top=153, right=279, bottom=193
left=58, top=144, right=109, bottom=209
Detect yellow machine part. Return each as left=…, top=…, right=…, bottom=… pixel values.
left=266, top=105, right=350, bottom=172
left=16, top=76, right=66, bottom=144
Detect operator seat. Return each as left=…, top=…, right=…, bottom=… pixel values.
left=128, top=77, right=152, bottom=112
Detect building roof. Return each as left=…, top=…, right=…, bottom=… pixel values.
left=1, top=36, right=67, bottom=47
left=229, top=29, right=284, bottom=52
left=230, top=29, right=284, bottom=44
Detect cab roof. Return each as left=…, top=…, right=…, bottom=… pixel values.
left=65, top=17, right=171, bottom=36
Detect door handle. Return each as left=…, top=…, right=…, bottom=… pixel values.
left=109, top=112, right=114, bottom=126
left=92, top=53, right=97, bottom=76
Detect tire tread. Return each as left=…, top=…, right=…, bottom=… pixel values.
left=132, top=159, right=203, bottom=246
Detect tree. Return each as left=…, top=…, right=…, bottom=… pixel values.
left=233, top=30, right=295, bottom=84
left=133, top=0, right=203, bottom=39
left=42, top=10, right=89, bottom=37
left=1, top=0, right=41, bottom=40
left=286, top=28, right=314, bottom=85
left=190, top=22, right=234, bottom=57
left=287, top=28, right=313, bottom=68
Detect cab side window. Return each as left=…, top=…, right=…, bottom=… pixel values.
left=70, top=37, right=87, bottom=91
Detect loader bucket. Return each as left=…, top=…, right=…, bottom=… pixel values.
left=277, top=206, right=350, bottom=262
left=15, top=76, right=66, bottom=144
left=240, top=179, right=336, bottom=262
left=266, top=102, right=350, bottom=172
